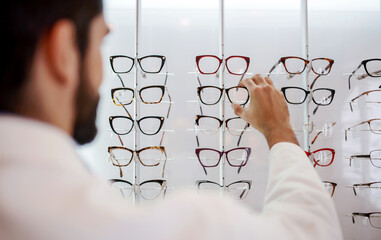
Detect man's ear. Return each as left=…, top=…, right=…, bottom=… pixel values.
left=44, top=19, right=79, bottom=86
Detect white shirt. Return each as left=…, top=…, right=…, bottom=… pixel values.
left=0, top=115, right=342, bottom=240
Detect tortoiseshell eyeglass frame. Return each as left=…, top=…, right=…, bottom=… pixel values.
left=352, top=181, right=381, bottom=196
left=109, top=179, right=167, bottom=200
left=351, top=212, right=381, bottom=229
left=112, top=85, right=172, bottom=118
left=322, top=181, right=337, bottom=197
left=108, top=146, right=167, bottom=178
left=267, top=57, right=334, bottom=90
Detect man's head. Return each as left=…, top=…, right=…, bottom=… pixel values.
left=1, top=0, right=107, bottom=144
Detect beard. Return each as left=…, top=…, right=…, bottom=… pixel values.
left=72, top=69, right=100, bottom=145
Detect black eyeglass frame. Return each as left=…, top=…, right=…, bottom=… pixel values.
left=109, top=115, right=165, bottom=136
left=280, top=87, right=336, bottom=106
left=109, top=55, right=167, bottom=74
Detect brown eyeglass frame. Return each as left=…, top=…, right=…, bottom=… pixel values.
left=351, top=212, right=381, bottom=229
left=349, top=89, right=381, bottom=112
left=322, top=181, right=337, bottom=197
left=108, top=146, right=167, bottom=178
left=268, top=56, right=334, bottom=75
left=195, top=55, right=250, bottom=75
left=352, top=181, right=381, bottom=196
left=345, top=118, right=381, bottom=141
left=111, top=85, right=172, bottom=118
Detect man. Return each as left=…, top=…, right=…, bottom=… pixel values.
left=0, top=1, right=342, bottom=239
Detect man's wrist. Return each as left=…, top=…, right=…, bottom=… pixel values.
left=264, top=126, right=299, bottom=149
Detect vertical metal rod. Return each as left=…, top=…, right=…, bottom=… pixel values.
left=301, top=0, right=309, bottom=151
left=133, top=0, right=141, bottom=205
left=219, top=0, right=225, bottom=189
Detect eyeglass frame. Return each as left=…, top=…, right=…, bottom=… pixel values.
left=195, top=147, right=251, bottom=175
left=110, top=55, right=166, bottom=74
left=351, top=212, right=381, bottom=229
left=195, top=180, right=252, bottom=200
left=194, top=115, right=250, bottom=147
left=352, top=181, right=381, bottom=196
left=349, top=89, right=381, bottom=112
left=111, top=85, right=172, bottom=118
left=109, top=179, right=167, bottom=200
left=349, top=149, right=381, bottom=168
left=195, top=55, right=250, bottom=76
left=305, top=148, right=335, bottom=167
left=109, top=115, right=165, bottom=136
left=345, top=118, right=381, bottom=141
left=280, top=87, right=335, bottom=106
left=197, top=86, right=249, bottom=106
left=348, top=59, right=381, bottom=89
left=108, top=146, right=167, bottom=178
left=268, top=56, right=334, bottom=75
left=322, top=181, right=337, bottom=197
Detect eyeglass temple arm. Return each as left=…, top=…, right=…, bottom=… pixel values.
left=345, top=120, right=369, bottom=141
left=121, top=104, right=133, bottom=119
left=163, top=183, right=167, bottom=198
left=348, top=63, right=362, bottom=89
left=165, top=86, right=172, bottom=118
left=196, top=134, right=200, bottom=147
left=161, top=151, right=168, bottom=178
left=309, top=75, right=321, bottom=89
left=197, top=99, right=204, bottom=115
left=239, top=189, right=247, bottom=199
left=117, top=135, right=124, bottom=146
left=357, top=70, right=381, bottom=80
left=237, top=123, right=250, bottom=147
left=311, top=131, right=322, bottom=145
left=196, top=76, right=203, bottom=88
left=116, top=74, right=126, bottom=87
left=159, top=129, right=165, bottom=146
left=267, top=59, right=281, bottom=76
left=163, top=64, right=168, bottom=86
left=349, top=154, right=371, bottom=166
left=312, top=94, right=333, bottom=115
left=202, top=166, right=208, bottom=175
left=113, top=158, right=124, bottom=178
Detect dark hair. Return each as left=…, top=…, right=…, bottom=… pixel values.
left=0, top=0, right=103, bottom=112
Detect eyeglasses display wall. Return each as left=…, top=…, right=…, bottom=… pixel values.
left=77, top=0, right=381, bottom=239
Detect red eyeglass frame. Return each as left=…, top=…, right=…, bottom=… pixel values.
left=195, top=55, right=250, bottom=75
left=305, top=148, right=335, bottom=167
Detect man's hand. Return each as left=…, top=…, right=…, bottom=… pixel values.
left=231, top=74, right=299, bottom=149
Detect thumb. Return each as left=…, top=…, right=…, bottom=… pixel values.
left=231, top=103, right=246, bottom=119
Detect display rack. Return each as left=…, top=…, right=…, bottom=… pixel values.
left=301, top=0, right=310, bottom=151
left=218, top=0, right=226, bottom=191
left=132, top=0, right=141, bottom=204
